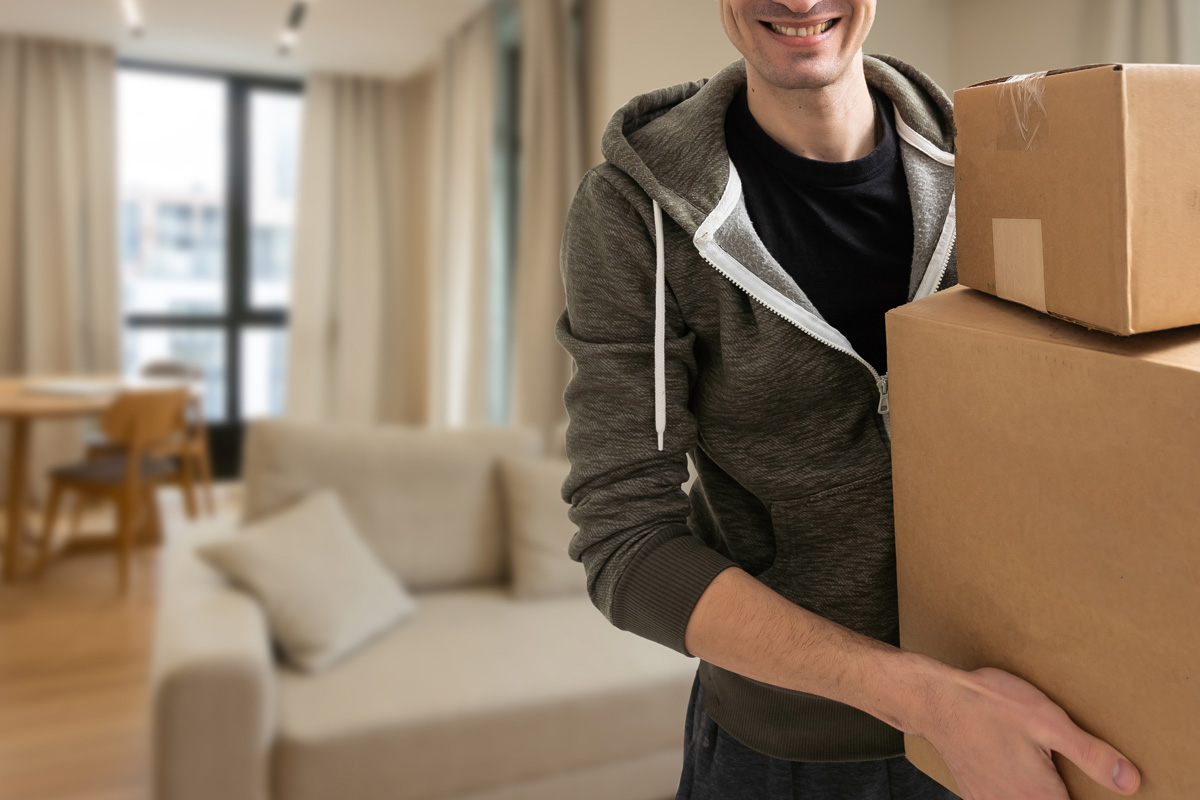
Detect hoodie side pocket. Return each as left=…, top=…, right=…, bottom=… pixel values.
left=757, top=470, right=900, bottom=644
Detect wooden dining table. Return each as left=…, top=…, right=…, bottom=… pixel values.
left=0, top=375, right=203, bottom=582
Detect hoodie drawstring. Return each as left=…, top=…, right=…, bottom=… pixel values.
left=652, top=200, right=666, bottom=451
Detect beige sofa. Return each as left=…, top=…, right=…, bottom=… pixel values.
left=151, top=420, right=698, bottom=800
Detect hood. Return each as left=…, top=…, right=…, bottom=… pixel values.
left=599, top=54, right=956, bottom=235
left=596, top=55, right=958, bottom=452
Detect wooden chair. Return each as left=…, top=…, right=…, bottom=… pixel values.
left=141, top=360, right=216, bottom=518
left=81, top=360, right=215, bottom=521
left=36, top=389, right=191, bottom=592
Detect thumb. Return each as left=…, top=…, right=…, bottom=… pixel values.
left=1049, top=726, right=1141, bottom=796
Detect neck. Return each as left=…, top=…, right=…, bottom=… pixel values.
left=744, top=56, right=877, bottom=162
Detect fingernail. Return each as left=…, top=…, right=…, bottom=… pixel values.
left=1113, top=758, right=1135, bottom=791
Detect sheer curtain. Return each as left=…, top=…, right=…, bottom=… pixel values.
left=287, top=5, right=500, bottom=429
left=0, top=35, right=119, bottom=502
left=427, top=8, right=499, bottom=428
left=286, top=70, right=436, bottom=425
left=508, top=0, right=585, bottom=444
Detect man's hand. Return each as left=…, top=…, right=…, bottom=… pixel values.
left=916, top=666, right=1142, bottom=800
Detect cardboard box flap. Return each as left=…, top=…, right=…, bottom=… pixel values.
left=891, top=287, right=1200, bottom=370
left=962, top=63, right=1121, bottom=90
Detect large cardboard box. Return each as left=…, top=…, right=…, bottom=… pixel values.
left=885, top=286, right=1200, bottom=800
left=954, top=63, right=1200, bottom=335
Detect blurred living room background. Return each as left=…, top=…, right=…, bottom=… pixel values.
left=0, top=1, right=1196, bottom=799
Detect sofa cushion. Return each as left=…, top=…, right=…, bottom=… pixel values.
left=198, top=490, right=418, bottom=673
left=497, top=456, right=587, bottom=600
left=241, top=422, right=543, bottom=592
left=272, top=588, right=696, bottom=800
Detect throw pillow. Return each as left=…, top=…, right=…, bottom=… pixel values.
left=198, top=489, right=416, bottom=672
left=498, top=456, right=589, bottom=599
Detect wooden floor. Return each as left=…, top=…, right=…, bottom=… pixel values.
left=0, top=485, right=241, bottom=800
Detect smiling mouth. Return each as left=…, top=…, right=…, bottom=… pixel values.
left=763, top=18, right=839, bottom=38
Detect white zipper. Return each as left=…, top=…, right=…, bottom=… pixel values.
left=694, top=231, right=894, bottom=415
left=693, top=149, right=956, bottom=430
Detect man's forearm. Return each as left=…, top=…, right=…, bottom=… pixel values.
left=684, top=565, right=953, bottom=738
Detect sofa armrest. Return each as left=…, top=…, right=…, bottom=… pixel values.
left=151, top=520, right=277, bottom=800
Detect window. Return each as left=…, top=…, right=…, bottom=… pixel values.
left=118, top=66, right=303, bottom=476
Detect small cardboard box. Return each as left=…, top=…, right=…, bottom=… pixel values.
left=954, top=63, right=1200, bottom=335
left=885, top=286, right=1200, bottom=800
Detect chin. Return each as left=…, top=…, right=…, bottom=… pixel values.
left=752, top=56, right=845, bottom=92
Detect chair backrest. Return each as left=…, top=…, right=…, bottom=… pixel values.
left=101, top=389, right=191, bottom=452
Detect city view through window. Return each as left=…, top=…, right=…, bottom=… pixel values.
left=118, top=68, right=302, bottom=442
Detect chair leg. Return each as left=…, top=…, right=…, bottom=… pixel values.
left=197, top=443, right=216, bottom=516
left=34, top=482, right=66, bottom=577
left=116, top=494, right=135, bottom=594
left=141, top=484, right=164, bottom=545
left=179, top=454, right=199, bottom=520
left=69, top=495, right=89, bottom=537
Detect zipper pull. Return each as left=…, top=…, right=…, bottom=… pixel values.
left=877, top=374, right=889, bottom=415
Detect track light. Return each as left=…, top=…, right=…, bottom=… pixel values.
left=121, top=0, right=144, bottom=36
left=278, top=0, right=309, bottom=56
left=279, top=29, right=298, bottom=54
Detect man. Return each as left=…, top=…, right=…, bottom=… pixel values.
left=555, top=1, right=1144, bottom=798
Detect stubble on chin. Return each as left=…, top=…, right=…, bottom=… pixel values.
left=746, top=44, right=845, bottom=93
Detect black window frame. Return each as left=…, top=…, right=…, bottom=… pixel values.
left=118, top=60, right=304, bottom=478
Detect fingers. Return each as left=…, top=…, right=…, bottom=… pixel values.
left=1044, top=719, right=1141, bottom=796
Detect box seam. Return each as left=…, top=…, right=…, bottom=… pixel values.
left=1119, top=67, right=1135, bottom=334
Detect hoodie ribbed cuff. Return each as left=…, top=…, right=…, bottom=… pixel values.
left=609, top=525, right=738, bottom=657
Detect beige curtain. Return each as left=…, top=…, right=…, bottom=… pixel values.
left=427, top=8, right=498, bottom=428
left=508, top=0, right=585, bottom=443
left=0, top=35, right=119, bottom=503
left=287, top=5, right=500, bottom=430
left=286, top=70, right=436, bottom=425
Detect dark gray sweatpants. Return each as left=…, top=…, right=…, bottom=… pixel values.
left=676, top=670, right=959, bottom=800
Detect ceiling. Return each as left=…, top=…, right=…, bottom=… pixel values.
left=0, top=0, right=493, bottom=78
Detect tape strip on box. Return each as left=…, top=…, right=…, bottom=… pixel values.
left=992, top=218, right=1047, bottom=312
left=999, top=71, right=1049, bottom=151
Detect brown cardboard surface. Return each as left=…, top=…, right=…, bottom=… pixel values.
left=886, top=286, right=1200, bottom=800
left=1125, top=66, right=1200, bottom=331
left=954, top=63, right=1200, bottom=335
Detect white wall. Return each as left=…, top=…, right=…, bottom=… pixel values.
left=949, top=0, right=1096, bottom=93
left=863, top=0, right=954, bottom=93
left=1183, top=0, right=1200, bottom=62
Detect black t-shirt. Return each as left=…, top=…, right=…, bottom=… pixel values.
left=723, top=84, right=914, bottom=375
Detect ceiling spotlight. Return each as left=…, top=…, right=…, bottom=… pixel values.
left=278, top=29, right=297, bottom=54
left=277, top=1, right=309, bottom=56
left=121, top=0, right=144, bottom=36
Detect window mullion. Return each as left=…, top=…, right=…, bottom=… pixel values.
left=226, top=77, right=250, bottom=425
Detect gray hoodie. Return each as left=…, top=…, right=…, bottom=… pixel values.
left=555, top=55, right=957, bottom=762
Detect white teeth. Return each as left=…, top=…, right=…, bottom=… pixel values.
left=771, top=20, right=834, bottom=37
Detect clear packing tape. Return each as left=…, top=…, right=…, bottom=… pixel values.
left=1001, top=71, right=1049, bottom=150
